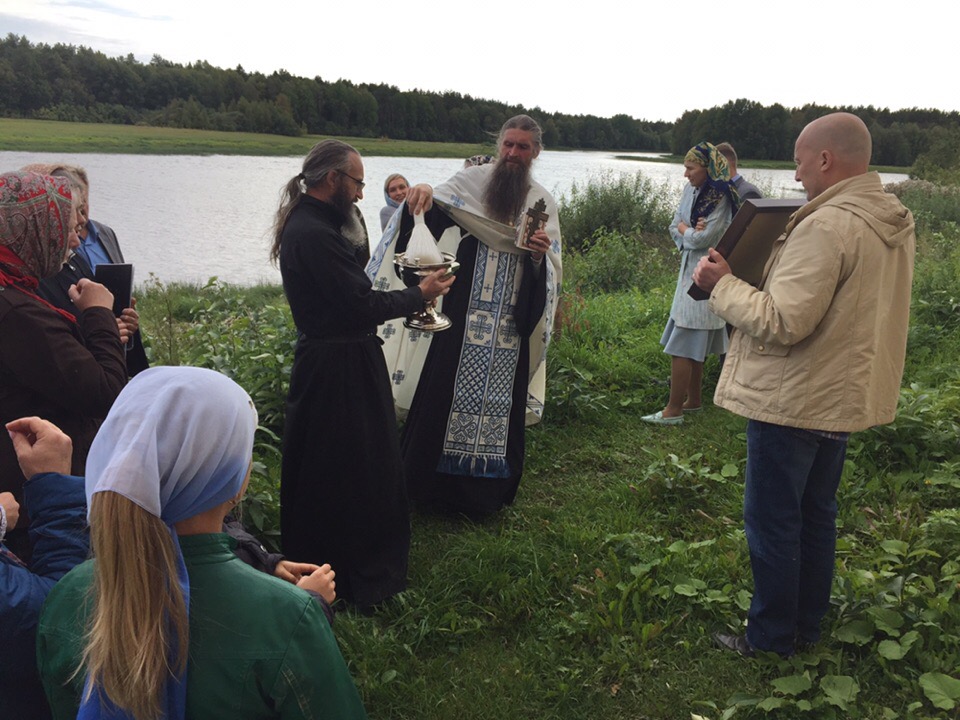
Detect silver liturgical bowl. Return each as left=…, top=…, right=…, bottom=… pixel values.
left=394, top=251, right=459, bottom=332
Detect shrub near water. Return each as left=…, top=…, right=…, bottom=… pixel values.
left=140, top=278, right=294, bottom=542
left=558, top=171, right=676, bottom=294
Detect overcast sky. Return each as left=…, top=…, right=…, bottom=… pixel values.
left=2, top=0, right=953, bottom=123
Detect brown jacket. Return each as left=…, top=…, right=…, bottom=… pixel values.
left=709, top=172, right=915, bottom=433
left=0, top=287, right=126, bottom=502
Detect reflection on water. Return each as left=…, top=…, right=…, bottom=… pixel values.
left=0, top=151, right=907, bottom=286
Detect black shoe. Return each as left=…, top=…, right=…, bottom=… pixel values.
left=713, top=632, right=756, bottom=658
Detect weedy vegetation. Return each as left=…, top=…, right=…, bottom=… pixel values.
left=137, top=171, right=960, bottom=719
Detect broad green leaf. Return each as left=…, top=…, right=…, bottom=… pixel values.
left=771, top=673, right=812, bottom=696
left=877, top=639, right=907, bottom=660
left=795, top=700, right=812, bottom=711
left=836, top=620, right=874, bottom=645
left=879, top=539, right=909, bottom=556
left=381, top=669, right=397, bottom=683
left=757, top=697, right=786, bottom=711
left=919, top=672, right=960, bottom=710
left=926, top=474, right=960, bottom=488
left=667, top=540, right=688, bottom=553
left=866, top=606, right=904, bottom=635
left=901, top=630, right=920, bottom=647
left=629, top=563, right=656, bottom=577
left=820, top=675, right=859, bottom=709
left=674, top=583, right=699, bottom=597
left=726, top=692, right=762, bottom=706
left=721, top=463, right=739, bottom=477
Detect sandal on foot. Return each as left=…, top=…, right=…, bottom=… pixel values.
left=640, top=411, right=683, bottom=426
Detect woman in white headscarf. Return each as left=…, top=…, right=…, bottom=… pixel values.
left=379, top=173, right=409, bottom=231
left=37, top=366, right=368, bottom=720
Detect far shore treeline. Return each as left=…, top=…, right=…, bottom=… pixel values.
left=2, top=33, right=960, bottom=167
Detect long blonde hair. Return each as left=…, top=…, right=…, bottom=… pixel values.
left=81, top=491, right=189, bottom=720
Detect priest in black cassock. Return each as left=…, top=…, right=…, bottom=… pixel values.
left=367, top=115, right=562, bottom=518
left=272, top=139, right=453, bottom=609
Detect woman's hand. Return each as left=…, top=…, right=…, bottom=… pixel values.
left=6, top=416, right=74, bottom=479
left=678, top=218, right=706, bottom=235
left=275, top=560, right=321, bottom=584
left=68, top=278, right=114, bottom=313
left=296, top=563, right=336, bottom=604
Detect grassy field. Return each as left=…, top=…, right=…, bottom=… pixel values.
left=0, top=118, right=492, bottom=158
left=134, top=178, right=960, bottom=719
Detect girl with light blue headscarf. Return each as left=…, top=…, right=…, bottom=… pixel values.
left=37, top=366, right=367, bottom=720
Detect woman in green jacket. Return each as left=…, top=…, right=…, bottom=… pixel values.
left=37, top=366, right=368, bottom=720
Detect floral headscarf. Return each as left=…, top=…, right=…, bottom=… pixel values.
left=0, top=171, right=73, bottom=287
left=685, top=142, right=741, bottom=220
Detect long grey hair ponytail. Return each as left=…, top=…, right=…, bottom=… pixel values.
left=269, top=139, right=358, bottom=263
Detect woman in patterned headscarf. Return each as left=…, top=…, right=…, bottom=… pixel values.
left=0, top=171, right=126, bottom=557
left=642, top=143, right=740, bottom=425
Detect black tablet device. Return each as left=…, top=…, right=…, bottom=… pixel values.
left=94, top=263, right=134, bottom=317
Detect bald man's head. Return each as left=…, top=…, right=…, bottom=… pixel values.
left=794, top=112, right=872, bottom=200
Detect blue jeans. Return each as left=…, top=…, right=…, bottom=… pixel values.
left=744, top=420, right=847, bottom=654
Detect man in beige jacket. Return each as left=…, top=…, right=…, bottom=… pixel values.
left=693, top=113, right=915, bottom=657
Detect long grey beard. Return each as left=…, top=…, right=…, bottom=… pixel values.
left=341, top=207, right=369, bottom=249
left=483, top=160, right=531, bottom=225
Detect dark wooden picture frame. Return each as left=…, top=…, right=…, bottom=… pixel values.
left=688, top=198, right=807, bottom=300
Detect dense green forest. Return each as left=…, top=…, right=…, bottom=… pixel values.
left=671, top=99, right=960, bottom=167
left=2, top=33, right=959, bottom=165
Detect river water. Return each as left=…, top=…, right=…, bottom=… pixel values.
left=0, top=150, right=908, bottom=286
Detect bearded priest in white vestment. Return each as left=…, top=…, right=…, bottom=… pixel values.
left=367, top=115, right=562, bottom=517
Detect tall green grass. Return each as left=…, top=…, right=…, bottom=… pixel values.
left=132, top=176, right=960, bottom=719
